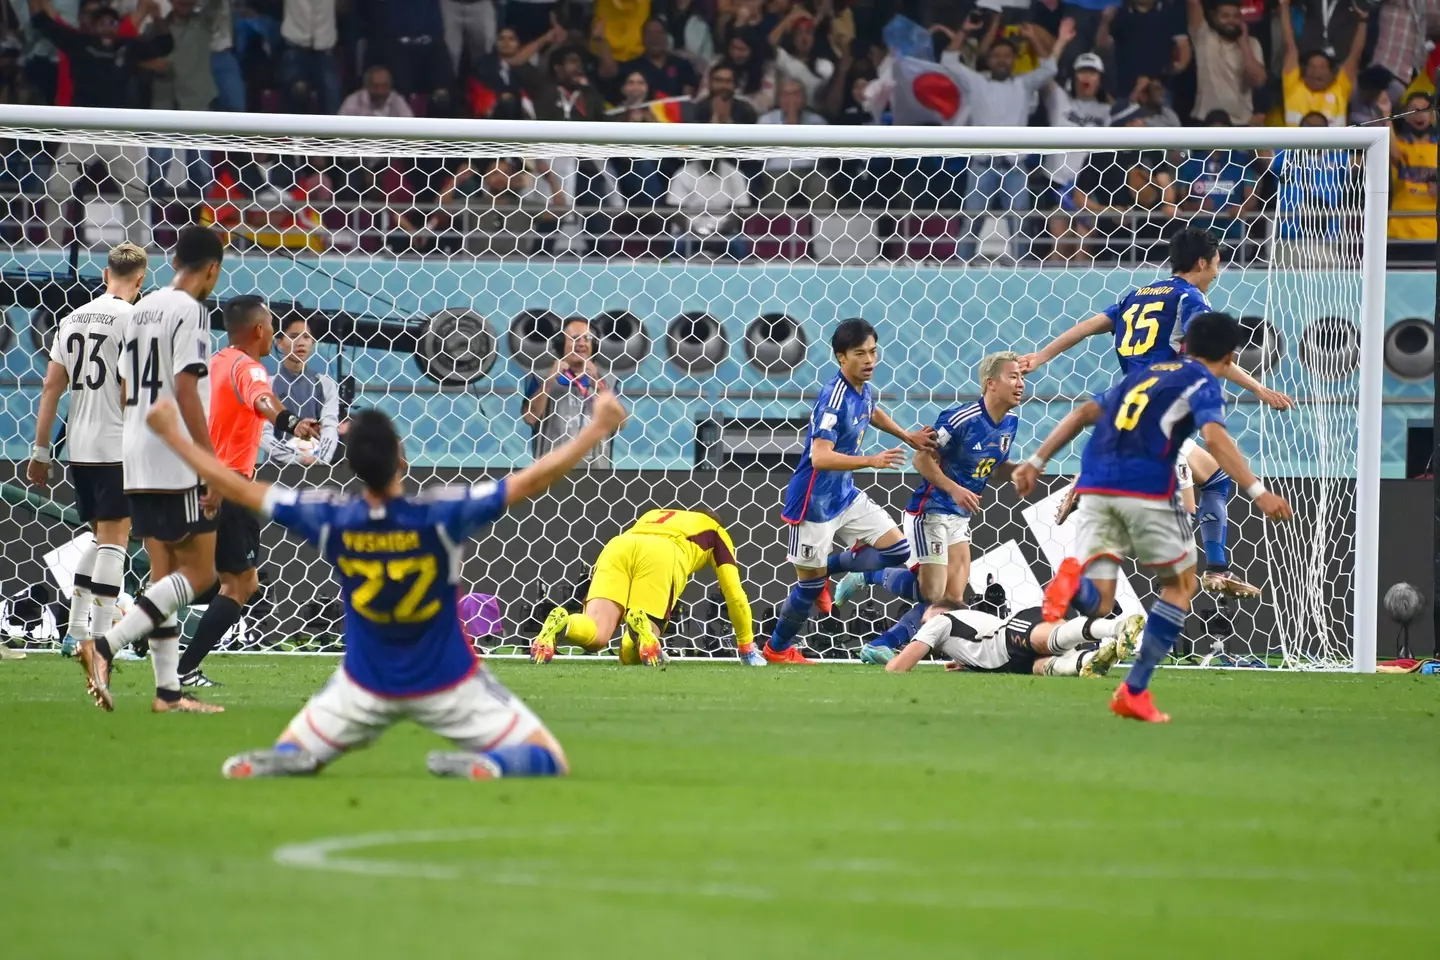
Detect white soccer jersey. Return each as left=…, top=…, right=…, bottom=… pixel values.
left=118, top=287, right=211, bottom=492
left=912, top=609, right=1011, bottom=670
left=48, top=293, right=131, bottom=464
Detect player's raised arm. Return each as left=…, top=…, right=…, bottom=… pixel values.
left=145, top=399, right=270, bottom=512
left=870, top=406, right=937, bottom=452
left=1010, top=400, right=1105, bottom=497
left=26, top=359, right=68, bottom=488
left=1218, top=362, right=1294, bottom=411
left=504, top=389, right=627, bottom=505
left=1198, top=422, right=1292, bottom=521
left=1018, top=313, right=1115, bottom=374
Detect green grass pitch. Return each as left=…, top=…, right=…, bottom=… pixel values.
left=0, top=655, right=1434, bottom=959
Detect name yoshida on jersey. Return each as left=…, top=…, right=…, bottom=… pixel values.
left=48, top=293, right=132, bottom=464
left=118, top=287, right=211, bottom=492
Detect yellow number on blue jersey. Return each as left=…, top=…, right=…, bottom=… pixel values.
left=1118, top=301, right=1164, bottom=357
left=1114, top=377, right=1159, bottom=431
left=336, top=555, right=441, bottom=624
left=973, top=457, right=997, bottom=479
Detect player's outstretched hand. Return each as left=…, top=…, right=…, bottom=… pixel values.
left=1258, top=387, right=1295, bottom=411
left=25, top=457, right=50, bottom=488
left=870, top=447, right=907, bottom=470
left=1011, top=462, right=1039, bottom=497
left=1016, top=353, right=1043, bottom=375
left=1255, top=491, right=1293, bottom=522
left=905, top=426, right=938, bottom=451
left=293, top=418, right=322, bottom=440
left=591, top=391, right=627, bottom=433
left=145, top=397, right=181, bottom=438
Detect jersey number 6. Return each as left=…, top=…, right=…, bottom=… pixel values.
left=1114, top=377, right=1159, bottom=431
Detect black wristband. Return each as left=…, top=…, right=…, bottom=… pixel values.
left=274, top=408, right=297, bottom=438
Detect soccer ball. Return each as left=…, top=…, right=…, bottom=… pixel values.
left=288, top=436, right=317, bottom=462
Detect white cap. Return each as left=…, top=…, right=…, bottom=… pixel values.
left=1073, top=52, right=1105, bottom=73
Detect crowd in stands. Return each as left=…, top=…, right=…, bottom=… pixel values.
left=0, top=0, right=1433, bottom=265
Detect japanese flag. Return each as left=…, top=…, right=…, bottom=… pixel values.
left=890, top=57, right=965, bottom=126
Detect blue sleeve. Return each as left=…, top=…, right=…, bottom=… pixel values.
left=932, top=409, right=956, bottom=451
left=811, top=397, right=843, bottom=444
left=1191, top=380, right=1227, bottom=430
left=1102, top=298, right=1126, bottom=327
left=425, top=479, right=509, bottom=542
left=1177, top=290, right=1209, bottom=333
left=1093, top=381, right=1122, bottom=409
left=261, top=486, right=337, bottom=551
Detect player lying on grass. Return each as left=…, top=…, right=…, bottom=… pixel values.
left=142, top=388, right=626, bottom=780
left=834, top=352, right=1023, bottom=665
left=1017, top=228, right=1293, bottom=600
left=1012, top=312, right=1293, bottom=723
left=530, top=508, right=762, bottom=668
left=882, top=601, right=1144, bottom=678
left=767, top=319, right=936, bottom=665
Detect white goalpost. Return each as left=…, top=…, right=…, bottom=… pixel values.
left=0, top=104, right=1387, bottom=672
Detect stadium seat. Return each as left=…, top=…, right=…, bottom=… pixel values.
left=743, top=213, right=813, bottom=261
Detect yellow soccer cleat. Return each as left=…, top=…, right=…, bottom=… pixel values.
left=625, top=608, right=666, bottom=669
left=530, top=607, right=569, bottom=664
left=618, top=632, right=640, bottom=666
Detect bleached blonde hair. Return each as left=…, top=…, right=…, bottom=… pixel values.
left=978, top=351, right=1021, bottom=389
left=106, top=242, right=148, bottom=278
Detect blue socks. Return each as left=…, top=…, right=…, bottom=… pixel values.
left=1073, top=575, right=1101, bottom=617
left=769, top=576, right=827, bottom=651
left=1197, top=471, right=1233, bottom=569
left=1125, top=599, right=1187, bottom=694
left=481, top=743, right=562, bottom=778
left=870, top=602, right=927, bottom=650
left=828, top=540, right=910, bottom=575
left=863, top=567, right=920, bottom=602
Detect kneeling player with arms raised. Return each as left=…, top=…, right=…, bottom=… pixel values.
left=143, top=388, right=626, bottom=779
left=1012, top=312, right=1292, bottom=722
left=530, top=508, right=762, bottom=667
left=883, top=601, right=1144, bottom=677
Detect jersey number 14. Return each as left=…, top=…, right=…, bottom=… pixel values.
left=123, top=339, right=163, bottom=406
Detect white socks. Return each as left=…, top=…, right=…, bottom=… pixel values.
left=101, top=572, right=195, bottom=659
left=89, top=543, right=126, bottom=640
left=1051, top=616, right=1119, bottom=652
left=1045, top=648, right=1089, bottom=676
left=67, top=541, right=97, bottom=638
left=151, top=614, right=181, bottom=695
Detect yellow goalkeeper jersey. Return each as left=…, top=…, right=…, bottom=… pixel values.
left=623, top=509, right=753, bottom=648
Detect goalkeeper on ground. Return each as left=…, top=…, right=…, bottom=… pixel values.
left=530, top=509, right=764, bottom=668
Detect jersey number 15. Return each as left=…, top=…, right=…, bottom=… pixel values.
left=1118, top=301, right=1163, bottom=357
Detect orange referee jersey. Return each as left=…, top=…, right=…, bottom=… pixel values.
left=210, top=346, right=273, bottom=477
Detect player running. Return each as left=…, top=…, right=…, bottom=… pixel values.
left=834, top=351, right=1024, bottom=665
left=27, top=242, right=148, bottom=658
left=1017, top=228, right=1293, bottom=599
left=529, top=508, right=762, bottom=667
left=883, top=601, right=1144, bottom=678
left=176, top=296, right=320, bottom=689
left=1012, top=312, right=1293, bottom=722
left=765, top=319, right=935, bottom=665
left=141, top=387, right=626, bottom=780
left=77, top=226, right=227, bottom=714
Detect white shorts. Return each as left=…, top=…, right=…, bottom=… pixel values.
left=1175, top=437, right=1198, bottom=491
left=786, top=490, right=897, bottom=567
left=1074, top=493, right=1197, bottom=580
left=285, top=666, right=546, bottom=765
left=903, top=511, right=971, bottom=565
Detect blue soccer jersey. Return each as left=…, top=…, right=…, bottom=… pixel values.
left=1101, top=276, right=1211, bottom=374
left=906, top=401, right=1018, bottom=517
left=782, top=371, right=876, bottom=524
left=261, top=479, right=508, bottom=697
left=1077, top=359, right=1227, bottom=500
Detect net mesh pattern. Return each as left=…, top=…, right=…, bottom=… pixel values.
left=0, top=124, right=1368, bottom=668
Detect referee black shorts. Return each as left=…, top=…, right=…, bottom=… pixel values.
left=128, top=486, right=218, bottom=543
left=214, top=499, right=262, bottom=575
left=71, top=464, right=128, bottom=523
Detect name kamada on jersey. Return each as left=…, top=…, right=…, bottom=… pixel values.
left=782, top=371, right=876, bottom=524
left=48, top=294, right=132, bottom=465
left=118, top=287, right=210, bottom=492
left=907, top=401, right=1018, bottom=517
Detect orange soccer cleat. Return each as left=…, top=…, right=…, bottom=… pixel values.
left=815, top=579, right=834, bottom=615
left=1110, top=683, right=1171, bottom=723
left=1042, top=557, right=1085, bottom=622
left=763, top=643, right=816, bottom=665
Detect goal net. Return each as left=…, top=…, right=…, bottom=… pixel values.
left=0, top=108, right=1385, bottom=670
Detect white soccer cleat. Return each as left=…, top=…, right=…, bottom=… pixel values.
left=222, top=747, right=320, bottom=779
left=427, top=751, right=503, bottom=781
left=740, top=648, right=767, bottom=666
left=1115, top=613, right=1145, bottom=662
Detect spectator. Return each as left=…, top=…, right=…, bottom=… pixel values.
left=471, top=22, right=564, bottom=103
left=1074, top=138, right=1176, bottom=259
left=1269, top=111, right=1354, bottom=266
left=1060, top=0, right=1122, bottom=54
left=530, top=45, right=606, bottom=120
left=1278, top=0, right=1367, bottom=126
left=281, top=0, right=341, bottom=113
left=522, top=317, right=611, bottom=469
left=31, top=0, right=172, bottom=246
left=263, top=315, right=340, bottom=466
left=1296, top=0, right=1363, bottom=61
left=210, top=0, right=244, bottom=111
left=768, top=6, right=832, bottom=108
left=1371, top=0, right=1434, bottom=95
left=1095, top=0, right=1191, bottom=98
left=940, top=17, right=1075, bottom=262
left=599, top=16, right=697, bottom=99
left=440, top=0, right=496, bottom=76
left=667, top=156, right=751, bottom=259
left=145, top=0, right=220, bottom=197
left=1044, top=52, right=1113, bottom=198
left=375, top=0, right=451, bottom=98
left=1349, top=64, right=1395, bottom=124
left=1187, top=0, right=1265, bottom=125
left=757, top=76, right=826, bottom=208
left=694, top=62, right=757, bottom=122
left=709, top=28, right=772, bottom=112
left=1174, top=110, right=1258, bottom=240
left=0, top=30, right=38, bottom=103
left=824, top=56, right=873, bottom=124
left=505, top=0, right=553, bottom=44
left=1387, top=89, right=1436, bottom=252
left=610, top=71, right=666, bottom=203
left=592, top=0, right=646, bottom=62
left=339, top=64, right=413, bottom=116
left=1111, top=74, right=1182, bottom=124
left=656, top=0, right=712, bottom=64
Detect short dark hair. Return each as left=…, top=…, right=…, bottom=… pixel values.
left=223, top=295, right=268, bottom=338
left=831, top=318, right=877, bottom=355
left=1301, top=49, right=1334, bottom=70
left=988, top=37, right=1017, bottom=55
left=173, top=225, right=224, bottom=270
left=279, top=314, right=310, bottom=337
left=1183, top=311, right=1242, bottom=361
left=1202, top=109, right=1232, bottom=126
left=345, top=409, right=402, bottom=493
left=1168, top=227, right=1220, bottom=273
